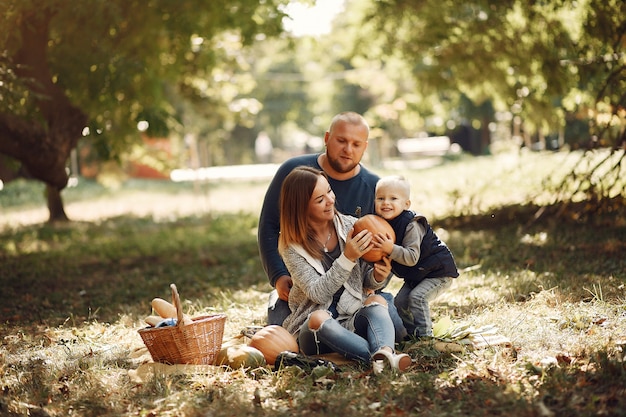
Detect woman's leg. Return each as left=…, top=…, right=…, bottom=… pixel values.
left=354, top=295, right=412, bottom=371
left=298, top=310, right=372, bottom=363
left=353, top=295, right=396, bottom=354
left=406, top=277, right=453, bottom=337
left=378, top=291, right=408, bottom=342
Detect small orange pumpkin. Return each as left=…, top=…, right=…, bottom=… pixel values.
left=352, top=214, right=396, bottom=262
left=248, top=325, right=299, bottom=365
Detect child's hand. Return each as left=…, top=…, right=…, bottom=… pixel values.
left=373, top=232, right=394, bottom=257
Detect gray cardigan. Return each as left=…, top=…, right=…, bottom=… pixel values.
left=281, top=213, right=388, bottom=336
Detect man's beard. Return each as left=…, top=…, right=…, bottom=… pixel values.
left=326, top=154, right=357, bottom=174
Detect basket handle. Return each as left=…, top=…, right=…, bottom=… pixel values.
left=170, top=283, right=185, bottom=327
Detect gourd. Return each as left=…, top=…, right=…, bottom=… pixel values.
left=352, top=214, right=396, bottom=262
left=248, top=325, right=299, bottom=365
left=151, top=297, right=193, bottom=325
left=215, top=345, right=266, bottom=369
left=144, top=315, right=163, bottom=327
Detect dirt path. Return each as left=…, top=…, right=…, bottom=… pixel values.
left=1, top=176, right=273, bottom=229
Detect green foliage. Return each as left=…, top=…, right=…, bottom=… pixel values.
left=360, top=0, right=625, bottom=146
left=0, top=0, right=290, bottom=162
left=0, top=178, right=46, bottom=208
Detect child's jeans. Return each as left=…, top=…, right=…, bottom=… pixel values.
left=394, top=277, right=453, bottom=337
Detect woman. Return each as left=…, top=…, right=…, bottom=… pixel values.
left=279, top=166, right=411, bottom=371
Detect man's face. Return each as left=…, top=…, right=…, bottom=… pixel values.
left=324, top=121, right=369, bottom=174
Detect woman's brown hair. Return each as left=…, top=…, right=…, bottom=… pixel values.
left=278, top=166, right=331, bottom=259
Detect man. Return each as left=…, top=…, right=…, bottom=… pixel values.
left=258, top=112, right=405, bottom=340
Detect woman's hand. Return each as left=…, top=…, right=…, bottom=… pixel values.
left=344, top=228, right=373, bottom=262
left=372, top=256, right=392, bottom=282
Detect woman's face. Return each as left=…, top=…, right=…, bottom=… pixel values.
left=308, top=175, right=335, bottom=223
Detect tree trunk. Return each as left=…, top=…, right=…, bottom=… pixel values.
left=46, top=184, right=69, bottom=222
left=0, top=7, right=87, bottom=223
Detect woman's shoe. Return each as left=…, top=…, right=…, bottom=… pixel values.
left=372, top=349, right=412, bottom=372
left=393, top=353, right=412, bottom=371
left=372, top=348, right=393, bottom=369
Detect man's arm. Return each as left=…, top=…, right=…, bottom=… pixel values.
left=258, top=165, right=291, bottom=287
left=258, top=156, right=316, bottom=287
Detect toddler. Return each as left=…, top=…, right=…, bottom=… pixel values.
left=372, top=175, right=459, bottom=338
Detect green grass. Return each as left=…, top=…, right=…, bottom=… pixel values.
left=0, top=150, right=625, bottom=416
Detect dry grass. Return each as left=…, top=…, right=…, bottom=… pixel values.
left=1, top=150, right=625, bottom=416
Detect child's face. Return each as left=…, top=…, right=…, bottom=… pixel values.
left=375, top=184, right=410, bottom=220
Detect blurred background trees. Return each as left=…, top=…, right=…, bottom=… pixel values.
left=0, top=0, right=288, bottom=220
left=363, top=0, right=625, bottom=149
left=0, top=0, right=624, bottom=221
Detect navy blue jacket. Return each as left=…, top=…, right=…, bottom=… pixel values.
left=387, top=210, right=459, bottom=288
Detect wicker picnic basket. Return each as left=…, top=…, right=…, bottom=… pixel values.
left=138, top=284, right=226, bottom=365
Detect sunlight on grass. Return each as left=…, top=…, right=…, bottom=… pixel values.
left=2, top=149, right=619, bottom=229
left=1, top=150, right=624, bottom=416
left=3, top=282, right=622, bottom=416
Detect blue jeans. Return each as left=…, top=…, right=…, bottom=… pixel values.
left=268, top=290, right=407, bottom=342
left=378, top=291, right=407, bottom=342
left=267, top=290, right=291, bottom=326
left=297, top=302, right=396, bottom=363
left=394, top=277, right=453, bottom=337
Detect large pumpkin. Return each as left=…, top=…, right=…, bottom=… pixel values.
left=248, top=325, right=299, bottom=365
left=352, top=214, right=396, bottom=262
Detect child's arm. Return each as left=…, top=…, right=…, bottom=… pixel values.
left=385, top=221, right=426, bottom=266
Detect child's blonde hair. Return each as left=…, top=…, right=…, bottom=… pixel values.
left=375, top=175, right=411, bottom=199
